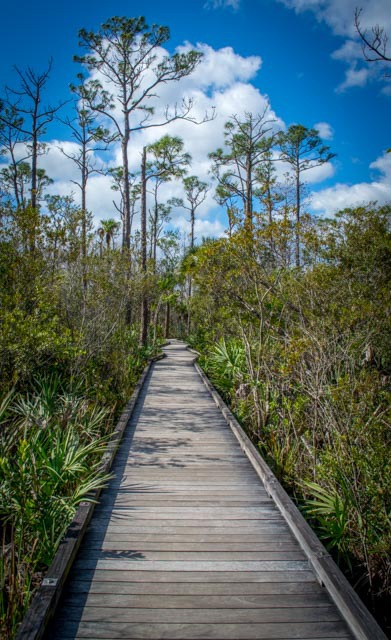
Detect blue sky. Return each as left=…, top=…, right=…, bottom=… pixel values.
left=1, top=0, right=390, bottom=236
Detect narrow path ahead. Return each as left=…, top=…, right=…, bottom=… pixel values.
left=47, top=340, right=353, bottom=639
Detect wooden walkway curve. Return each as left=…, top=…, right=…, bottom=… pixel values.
left=45, top=340, right=358, bottom=639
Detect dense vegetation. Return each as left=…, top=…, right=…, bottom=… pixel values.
left=0, top=13, right=389, bottom=638
left=186, top=206, right=390, bottom=628
left=0, top=201, right=160, bottom=637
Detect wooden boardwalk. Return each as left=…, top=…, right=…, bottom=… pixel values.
left=46, top=340, right=354, bottom=640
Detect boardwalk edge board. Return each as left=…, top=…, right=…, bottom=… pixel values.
left=193, top=355, right=387, bottom=640
left=15, top=357, right=157, bottom=640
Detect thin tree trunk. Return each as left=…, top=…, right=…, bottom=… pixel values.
left=245, top=152, right=253, bottom=231
left=122, top=112, right=131, bottom=251
left=153, top=294, right=163, bottom=343
left=140, top=146, right=148, bottom=347
left=122, top=109, right=134, bottom=324
left=10, top=148, right=22, bottom=210
left=266, top=180, right=275, bottom=258
left=165, top=301, right=170, bottom=339
left=29, top=125, right=38, bottom=253
left=81, top=145, right=88, bottom=291
left=152, top=183, right=158, bottom=272
left=186, top=208, right=196, bottom=334
left=31, top=129, right=38, bottom=211
left=295, top=166, right=301, bottom=268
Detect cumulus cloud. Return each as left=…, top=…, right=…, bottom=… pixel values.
left=2, top=40, right=338, bottom=237
left=176, top=43, right=261, bottom=89
left=37, top=41, right=290, bottom=236
left=175, top=214, right=226, bottom=239
left=276, top=0, right=391, bottom=39
left=276, top=0, right=391, bottom=91
left=310, top=150, right=391, bottom=216
left=272, top=144, right=336, bottom=185
left=313, top=121, right=334, bottom=140
left=305, top=161, right=335, bottom=183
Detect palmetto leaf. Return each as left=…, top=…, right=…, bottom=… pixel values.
left=302, top=480, right=352, bottom=558
left=208, top=338, right=246, bottom=389
left=303, top=481, right=345, bottom=516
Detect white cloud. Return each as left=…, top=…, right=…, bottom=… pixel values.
left=331, top=39, right=362, bottom=63
left=310, top=150, right=391, bottom=215
left=194, top=217, right=226, bottom=238
left=42, top=142, right=106, bottom=182
left=313, top=121, right=334, bottom=140
left=305, top=161, right=335, bottom=183
left=174, top=214, right=226, bottom=239
left=85, top=174, right=116, bottom=217
left=273, top=147, right=335, bottom=185
left=2, top=38, right=358, bottom=239
left=277, top=0, right=391, bottom=38
left=34, top=42, right=283, bottom=239
left=335, top=65, right=371, bottom=92
left=276, top=0, right=391, bottom=91
left=176, top=43, right=261, bottom=89
left=204, top=0, right=241, bottom=10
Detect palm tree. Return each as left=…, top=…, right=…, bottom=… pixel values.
left=99, top=218, right=121, bottom=251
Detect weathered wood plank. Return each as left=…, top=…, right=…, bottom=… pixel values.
left=102, top=490, right=269, bottom=496
left=63, top=569, right=318, bottom=583
left=81, top=540, right=301, bottom=552
left=94, top=507, right=282, bottom=515
left=62, top=592, right=332, bottom=609
left=90, top=515, right=287, bottom=526
left=66, top=580, right=320, bottom=596
left=72, top=559, right=310, bottom=572
left=85, top=524, right=290, bottom=534
left=72, top=550, right=307, bottom=561
left=57, top=605, right=342, bottom=623
left=97, top=498, right=272, bottom=507
left=49, top=620, right=352, bottom=639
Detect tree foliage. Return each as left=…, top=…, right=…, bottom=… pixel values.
left=186, top=204, right=391, bottom=627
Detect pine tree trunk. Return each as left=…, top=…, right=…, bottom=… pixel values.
left=295, top=167, right=301, bottom=268
left=81, top=145, right=87, bottom=291
left=245, top=152, right=253, bottom=231
left=122, top=112, right=131, bottom=251
left=165, top=301, right=170, bottom=339
left=140, top=147, right=148, bottom=347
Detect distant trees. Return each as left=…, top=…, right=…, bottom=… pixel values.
left=0, top=61, right=64, bottom=213
left=277, top=125, right=335, bottom=267
left=74, top=16, right=205, bottom=252
left=209, top=111, right=274, bottom=230
left=139, top=135, right=190, bottom=346
left=146, top=135, right=190, bottom=266
left=60, top=76, right=114, bottom=279
left=0, top=104, right=27, bottom=209
left=171, top=176, right=209, bottom=250
left=170, top=175, right=209, bottom=333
